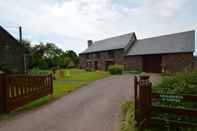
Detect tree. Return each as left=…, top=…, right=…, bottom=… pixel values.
left=65, top=50, right=79, bottom=66
left=21, top=39, right=32, bottom=54
left=23, top=41, right=79, bottom=69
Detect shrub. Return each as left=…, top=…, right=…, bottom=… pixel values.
left=108, top=64, right=123, bottom=75
left=30, top=68, right=50, bottom=75
left=152, top=69, right=197, bottom=130
left=153, top=69, right=197, bottom=94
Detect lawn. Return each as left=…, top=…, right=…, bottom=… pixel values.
left=0, top=69, right=110, bottom=117
left=62, top=69, right=110, bottom=81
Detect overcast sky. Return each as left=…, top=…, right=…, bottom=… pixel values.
left=0, top=0, right=197, bottom=54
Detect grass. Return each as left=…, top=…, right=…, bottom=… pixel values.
left=53, top=69, right=110, bottom=97
left=121, top=101, right=135, bottom=131
left=53, top=81, right=83, bottom=97
left=0, top=69, right=110, bottom=118
left=62, top=69, right=110, bottom=81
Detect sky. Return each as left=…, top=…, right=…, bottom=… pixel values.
left=0, top=0, right=197, bottom=54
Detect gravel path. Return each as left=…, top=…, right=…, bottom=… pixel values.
left=0, top=74, right=160, bottom=131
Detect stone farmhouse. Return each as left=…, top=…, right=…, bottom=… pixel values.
left=79, top=30, right=195, bottom=73
left=0, top=26, right=25, bottom=74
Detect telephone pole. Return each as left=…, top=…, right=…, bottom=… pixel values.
left=19, top=26, right=22, bottom=43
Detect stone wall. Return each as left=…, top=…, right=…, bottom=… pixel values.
left=79, top=49, right=125, bottom=71
left=79, top=54, right=86, bottom=69
left=125, top=53, right=194, bottom=72
left=80, top=50, right=194, bottom=72
left=161, top=53, right=193, bottom=72
left=124, top=55, right=142, bottom=71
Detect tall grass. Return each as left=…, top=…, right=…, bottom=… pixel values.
left=121, top=101, right=135, bottom=131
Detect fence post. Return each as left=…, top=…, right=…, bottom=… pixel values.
left=50, top=74, right=53, bottom=94
left=0, top=73, right=8, bottom=113
left=134, top=76, right=138, bottom=124
left=5, top=74, right=10, bottom=113
left=138, top=75, right=152, bottom=129
left=0, top=73, right=5, bottom=112
left=1, top=73, right=9, bottom=113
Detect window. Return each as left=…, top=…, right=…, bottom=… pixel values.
left=108, top=51, right=114, bottom=58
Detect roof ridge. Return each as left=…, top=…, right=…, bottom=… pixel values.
left=0, top=25, right=21, bottom=45
left=95, top=32, right=134, bottom=43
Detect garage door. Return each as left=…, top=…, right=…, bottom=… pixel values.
left=143, top=55, right=162, bottom=73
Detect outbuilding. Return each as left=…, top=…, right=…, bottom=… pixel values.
left=80, top=30, right=195, bottom=73
left=0, top=26, right=25, bottom=74
left=125, top=31, right=195, bottom=73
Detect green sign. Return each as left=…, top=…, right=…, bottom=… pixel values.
left=160, top=94, right=183, bottom=102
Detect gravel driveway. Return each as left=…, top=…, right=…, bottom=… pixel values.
left=0, top=74, right=160, bottom=131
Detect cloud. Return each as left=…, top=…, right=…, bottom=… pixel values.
left=0, top=0, right=196, bottom=53
left=135, top=0, right=187, bottom=17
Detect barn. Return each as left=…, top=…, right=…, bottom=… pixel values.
left=125, top=31, right=195, bottom=73
left=0, top=26, right=25, bottom=74
left=79, top=30, right=195, bottom=73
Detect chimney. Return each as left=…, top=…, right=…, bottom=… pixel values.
left=88, top=40, right=93, bottom=47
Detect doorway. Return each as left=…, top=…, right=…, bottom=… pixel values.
left=143, top=55, right=162, bottom=73
left=94, top=61, right=99, bottom=70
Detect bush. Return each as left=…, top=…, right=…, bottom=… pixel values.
left=152, top=69, right=197, bottom=131
left=153, top=69, right=197, bottom=94
left=108, top=64, right=123, bottom=75
left=29, top=68, right=50, bottom=75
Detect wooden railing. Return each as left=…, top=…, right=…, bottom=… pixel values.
left=0, top=74, right=53, bottom=113
left=134, top=75, right=197, bottom=130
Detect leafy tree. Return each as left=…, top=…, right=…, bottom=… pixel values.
left=21, top=39, right=32, bottom=54
left=23, top=41, right=79, bottom=69
left=65, top=50, right=79, bottom=65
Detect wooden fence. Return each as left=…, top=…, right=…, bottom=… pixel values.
left=0, top=74, right=53, bottom=113
left=134, top=75, right=197, bottom=130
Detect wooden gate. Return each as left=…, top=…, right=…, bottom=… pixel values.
left=0, top=74, right=53, bottom=113
left=134, top=75, right=197, bottom=130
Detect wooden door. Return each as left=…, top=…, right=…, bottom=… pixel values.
left=143, top=55, right=162, bottom=73
left=94, top=61, right=98, bottom=70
